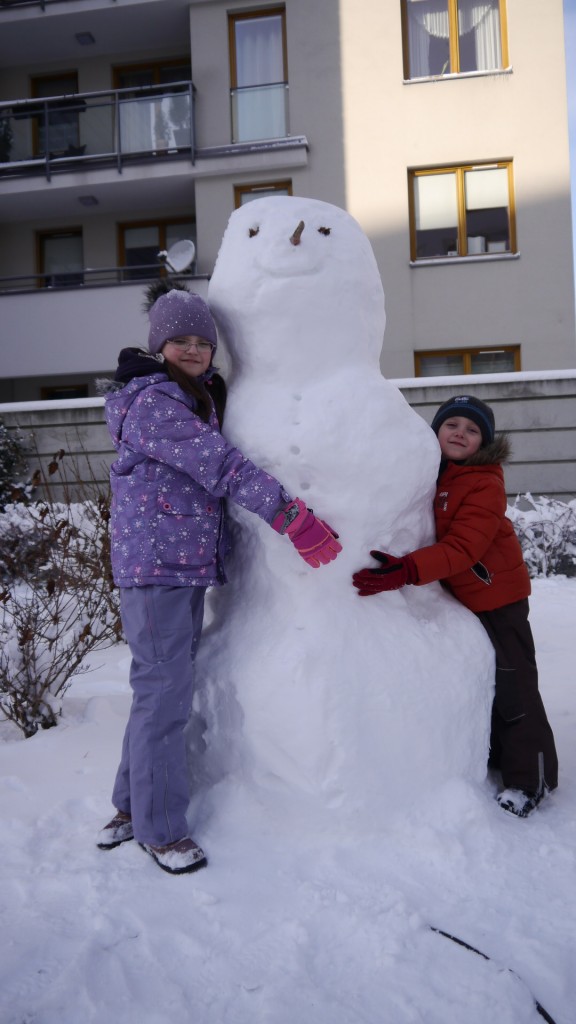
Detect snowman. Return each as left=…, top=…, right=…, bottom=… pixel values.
left=192, top=196, right=494, bottom=832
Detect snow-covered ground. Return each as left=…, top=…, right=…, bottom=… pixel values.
left=0, top=576, right=574, bottom=1024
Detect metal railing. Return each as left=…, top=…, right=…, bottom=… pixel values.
left=0, top=80, right=195, bottom=180
left=0, top=0, right=114, bottom=10
left=0, top=266, right=205, bottom=294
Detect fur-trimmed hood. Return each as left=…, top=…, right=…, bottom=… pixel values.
left=453, top=432, right=511, bottom=468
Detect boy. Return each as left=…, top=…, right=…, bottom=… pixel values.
left=352, top=394, right=558, bottom=818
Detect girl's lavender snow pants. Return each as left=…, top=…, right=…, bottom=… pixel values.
left=112, top=585, right=206, bottom=846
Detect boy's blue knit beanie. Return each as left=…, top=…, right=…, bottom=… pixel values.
left=430, top=395, right=495, bottom=447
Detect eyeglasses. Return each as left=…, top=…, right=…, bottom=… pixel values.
left=167, top=338, right=214, bottom=353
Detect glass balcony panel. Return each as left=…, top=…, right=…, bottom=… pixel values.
left=231, top=83, right=288, bottom=143
left=119, top=92, right=191, bottom=153
left=0, top=83, right=193, bottom=172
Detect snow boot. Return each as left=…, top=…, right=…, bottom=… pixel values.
left=496, top=787, right=547, bottom=818
left=139, top=836, right=207, bottom=875
left=97, top=810, right=134, bottom=849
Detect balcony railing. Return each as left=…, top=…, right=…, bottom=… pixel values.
left=0, top=266, right=207, bottom=294
left=0, top=81, right=195, bottom=180
left=0, top=1, right=102, bottom=8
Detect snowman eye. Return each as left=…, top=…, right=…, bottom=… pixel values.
left=248, top=226, right=260, bottom=238
left=318, top=226, right=331, bottom=236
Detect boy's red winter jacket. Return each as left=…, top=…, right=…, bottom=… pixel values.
left=410, top=436, right=530, bottom=612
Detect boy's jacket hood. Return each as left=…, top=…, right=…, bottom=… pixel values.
left=454, top=432, right=511, bottom=468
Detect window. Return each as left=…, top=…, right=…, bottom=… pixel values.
left=31, top=72, right=83, bottom=157
left=37, top=229, right=84, bottom=287
left=41, top=384, right=89, bottom=400
left=229, top=7, right=288, bottom=143
left=401, top=0, right=508, bottom=79
left=113, top=60, right=191, bottom=92
left=118, top=219, right=196, bottom=281
left=234, top=180, right=292, bottom=207
left=415, top=346, right=520, bottom=376
left=408, top=162, right=515, bottom=261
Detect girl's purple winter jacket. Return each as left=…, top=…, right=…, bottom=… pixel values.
left=105, top=373, right=291, bottom=588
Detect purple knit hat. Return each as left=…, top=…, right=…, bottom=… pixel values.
left=148, top=290, right=217, bottom=355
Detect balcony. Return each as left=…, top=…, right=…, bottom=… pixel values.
left=1, top=274, right=211, bottom=390
left=230, top=82, right=289, bottom=144
left=0, top=264, right=203, bottom=295
left=0, top=81, right=195, bottom=181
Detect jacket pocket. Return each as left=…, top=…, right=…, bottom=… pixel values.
left=156, top=498, right=219, bottom=569
left=471, top=561, right=492, bottom=585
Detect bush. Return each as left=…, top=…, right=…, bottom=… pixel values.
left=0, top=451, right=121, bottom=738
left=0, top=419, right=39, bottom=511
left=508, top=494, right=576, bottom=578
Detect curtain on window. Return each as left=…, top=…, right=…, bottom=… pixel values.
left=458, top=0, right=502, bottom=70
left=235, top=15, right=284, bottom=88
left=407, top=0, right=502, bottom=77
left=407, top=0, right=450, bottom=77
left=415, top=173, right=458, bottom=230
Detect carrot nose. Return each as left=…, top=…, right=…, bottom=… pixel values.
left=290, top=220, right=305, bottom=246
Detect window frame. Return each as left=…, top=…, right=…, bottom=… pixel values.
left=234, top=179, right=292, bottom=208
left=112, top=59, right=192, bottom=92
left=228, top=6, right=289, bottom=143
left=408, top=160, right=516, bottom=263
left=401, top=0, right=509, bottom=81
left=414, top=345, right=520, bottom=377
left=36, top=227, right=84, bottom=288
left=30, top=71, right=80, bottom=157
left=228, top=7, right=288, bottom=91
left=117, top=217, right=196, bottom=280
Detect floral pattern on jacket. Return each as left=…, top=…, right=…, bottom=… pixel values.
left=410, top=435, right=530, bottom=612
left=105, top=372, right=291, bottom=587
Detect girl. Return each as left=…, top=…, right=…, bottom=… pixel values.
left=97, top=288, right=341, bottom=874
left=352, top=394, right=558, bottom=818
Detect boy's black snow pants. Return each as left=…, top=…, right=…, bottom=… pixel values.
left=476, top=598, right=558, bottom=794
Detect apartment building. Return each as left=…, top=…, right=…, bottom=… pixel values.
left=0, top=0, right=574, bottom=402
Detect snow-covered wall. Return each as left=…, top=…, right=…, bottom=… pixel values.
left=1, top=371, right=575, bottom=501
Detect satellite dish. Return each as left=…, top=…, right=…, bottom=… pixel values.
left=163, top=239, right=196, bottom=273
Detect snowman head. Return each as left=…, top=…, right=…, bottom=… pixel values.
left=208, top=196, right=386, bottom=377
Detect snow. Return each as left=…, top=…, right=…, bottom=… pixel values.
left=0, top=577, right=573, bottom=1024
left=1, top=194, right=574, bottom=1024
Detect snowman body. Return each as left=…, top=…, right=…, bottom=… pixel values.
left=193, top=197, right=493, bottom=830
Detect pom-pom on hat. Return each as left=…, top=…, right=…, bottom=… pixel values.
left=430, top=395, right=495, bottom=447
left=148, top=289, right=217, bottom=355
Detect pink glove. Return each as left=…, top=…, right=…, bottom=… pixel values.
left=272, top=498, right=342, bottom=568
